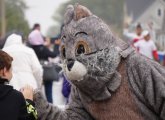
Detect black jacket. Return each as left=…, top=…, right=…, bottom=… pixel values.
left=30, top=45, right=56, bottom=61
left=0, top=78, right=36, bottom=120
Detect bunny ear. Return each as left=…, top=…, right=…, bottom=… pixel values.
left=73, top=3, right=92, bottom=21
left=64, top=5, right=74, bottom=25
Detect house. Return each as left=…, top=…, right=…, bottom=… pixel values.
left=124, top=0, right=165, bottom=50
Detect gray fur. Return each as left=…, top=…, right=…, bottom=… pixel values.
left=34, top=4, right=165, bottom=120
left=61, top=4, right=122, bottom=101
left=73, top=47, right=121, bottom=101
left=64, top=5, right=74, bottom=25
left=126, top=53, right=165, bottom=120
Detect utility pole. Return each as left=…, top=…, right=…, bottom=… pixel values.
left=0, top=0, right=6, bottom=38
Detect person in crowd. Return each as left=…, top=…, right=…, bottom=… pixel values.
left=51, top=25, right=71, bottom=104
left=62, top=74, right=71, bottom=104
left=134, top=30, right=158, bottom=61
left=28, top=23, right=57, bottom=103
left=0, top=50, right=37, bottom=120
left=123, top=23, right=143, bottom=45
left=51, top=24, right=64, bottom=56
left=3, top=33, right=43, bottom=90
left=51, top=34, right=61, bottom=56
left=28, top=23, right=56, bottom=59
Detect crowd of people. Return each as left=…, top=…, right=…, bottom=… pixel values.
left=123, top=23, right=159, bottom=62
left=28, top=23, right=71, bottom=104
left=0, top=23, right=71, bottom=119
left=0, top=21, right=164, bottom=119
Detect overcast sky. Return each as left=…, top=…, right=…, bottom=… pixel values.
left=24, top=0, right=69, bottom=35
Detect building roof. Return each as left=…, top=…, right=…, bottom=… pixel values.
left=125, top=0, right=155, bottom=22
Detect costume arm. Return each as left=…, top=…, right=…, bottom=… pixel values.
left=142, top=63, right=165, bottom=119
left=130, top=55, right=165, bottom=119
left=34, top=87, right=93, bottom=120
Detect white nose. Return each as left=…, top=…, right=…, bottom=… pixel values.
left=65, top=61, right=87, bottom=81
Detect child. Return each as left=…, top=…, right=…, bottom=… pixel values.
left=134, top=30, right=158, bottom=61
left=0, top=50, right=37, bottom=120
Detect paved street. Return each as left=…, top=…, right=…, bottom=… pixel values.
left=41, top=78, right=66, bottom=109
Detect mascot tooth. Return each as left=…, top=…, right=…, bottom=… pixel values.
left=34, top=3, right=165, bottom=120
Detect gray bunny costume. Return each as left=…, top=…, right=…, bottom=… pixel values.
left=34, top=4, right=165, bottom=120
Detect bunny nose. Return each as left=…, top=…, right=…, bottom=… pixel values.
left=67, top=59, right=75, bottom=71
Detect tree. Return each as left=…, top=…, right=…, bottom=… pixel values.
left=0, top=0, right=30, bottom=36
left=51, top=0, right=124, bottom=35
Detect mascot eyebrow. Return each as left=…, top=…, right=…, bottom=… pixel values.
left=75, top=31, right=88, bottom=37
left=61, top=32, right=88, bottom=42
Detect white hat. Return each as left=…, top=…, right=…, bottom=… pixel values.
left=142, top=30, right=149, bottom=37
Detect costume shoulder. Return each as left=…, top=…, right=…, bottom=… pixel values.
left=126, top=52, right=165, bottom=82
left=126, top=53, right=165, bottom=119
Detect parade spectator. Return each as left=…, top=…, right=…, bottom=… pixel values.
left=28, top=23, right=56, bottom=59
left=28, top=23, right=44, bottom=46
left=123, top=23, right=143, bottom=44
left=51, top=34, right=61, bottom=56
left=3, top=34, right=43, bottom=90
left=51, top=24, right=71, bottom=104
left=51, top=24, right=64, bottom=56
left=28, top=23, right=57, bottom=103
left=134, top=30, right=158, bottom=61
left=62, top=74, right=71, bottom=104
left=0, top=50, right=37, bottom=120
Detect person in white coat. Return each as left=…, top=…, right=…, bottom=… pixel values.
left=3, top=33, right=43, bottom=90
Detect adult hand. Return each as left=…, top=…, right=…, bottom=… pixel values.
left=20, top=85, right=34, bottom=101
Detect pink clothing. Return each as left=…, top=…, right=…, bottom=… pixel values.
left=28, top=30, right=44, bottom=45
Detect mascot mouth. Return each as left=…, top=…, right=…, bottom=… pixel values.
left=64, top=60, right=87, bottom=81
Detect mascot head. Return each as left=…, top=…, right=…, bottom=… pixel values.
left=60, top=4, right=131, bottom=101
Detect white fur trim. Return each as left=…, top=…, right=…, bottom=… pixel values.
left=65, top=61, right=87, bottom=81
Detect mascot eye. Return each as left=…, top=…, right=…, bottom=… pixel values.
left=77, top=44, right=85, bottom=54
left=61, top=45, right=66, bottom=58
left=76, top=41, right=90, bottom=55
